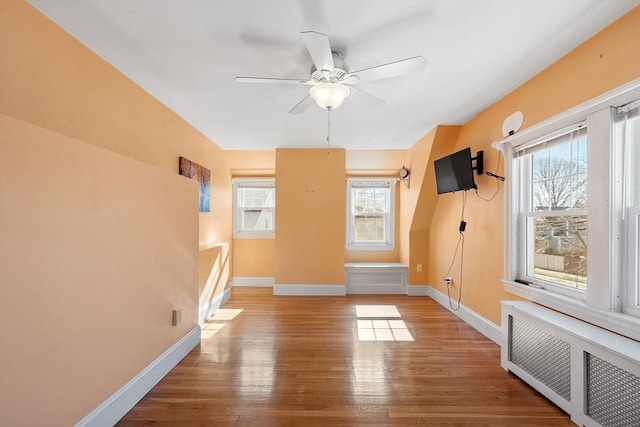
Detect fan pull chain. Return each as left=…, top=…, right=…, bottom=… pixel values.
left=326, top=106, right=332, bottom=152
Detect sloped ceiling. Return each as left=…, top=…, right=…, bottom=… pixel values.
left=29, top=0, right=639, bottom=150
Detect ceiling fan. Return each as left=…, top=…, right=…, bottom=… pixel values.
left=235, top=31, right=427, bottom=114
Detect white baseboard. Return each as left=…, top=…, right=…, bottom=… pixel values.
left=231, top=277, right=274, bottom=287
left=202, top=287, right=232, bottom=322
left=75, top=325, right=201, bottom=427
left=273, top=284, right=347, bottom=296
left=199, top=287, right=232, bottom=323
left=407, top=285, right=429, bottom=296
left=347, top=284, right=407, bottom=294
left=425, top=285, right=501, bottom=345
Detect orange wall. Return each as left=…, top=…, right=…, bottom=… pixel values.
left=0, top=115, right=199, bottom=426
left=345, top=149, right=407, bottom=263
left=404, top=126, right=461, bottom=283
left=0, top=1, right=232, bottom=423
left=0, top=0, right=232, bottom=246
left=233, top=239, right=276, bottom=277
left=426, top=6, right=640, bottom=325
left=225, top=150, right=277, bottom=277
left=275, top=149, right=346, bottom=284
left=227, top=149, right=407, bottom=276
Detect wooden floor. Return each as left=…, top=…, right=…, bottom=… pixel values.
left=117, top=288, right=573, bottom=426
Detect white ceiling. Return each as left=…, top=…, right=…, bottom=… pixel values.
left=29, top=0, right=638, bottom=151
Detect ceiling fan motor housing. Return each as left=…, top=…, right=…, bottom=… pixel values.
left=311, top=50, right=349, bottom=83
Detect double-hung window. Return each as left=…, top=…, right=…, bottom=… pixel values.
left=516, top=126, right=588, bottom=298
left=616, top=99, right=640, bottom=317
left=233, top=179, right=275, bottom=238
left=501, top=81, right=640, bottom=340
left=346, top=179, right=395, bottom=250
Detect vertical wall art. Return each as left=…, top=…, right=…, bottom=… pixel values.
left=178, top=157, right=211, bottom=212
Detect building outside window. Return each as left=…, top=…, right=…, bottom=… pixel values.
left=501, top=82, right=640, bottom=340
left=233, top=179, right=275, bottom=238
left=346, top=179, right=395, bottom=251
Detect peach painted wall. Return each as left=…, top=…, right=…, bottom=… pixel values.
left=225, top=150, right=277, bottom=278
left=233, top=239, right=276, bottom=277
left=0, top=0, right=232, bottom=247
left=426, top=6, right=640, bottom=325
left=275, top=149, right=346, bottom=284
left=226, top=150, right=276, bottom=176
left=0, top=115, right=198, bottom=426
left=345, top=149, right=407, bottom=263
left=0, top=1, right=232, bottom=423
left=398, top=126, right=459, bottom=283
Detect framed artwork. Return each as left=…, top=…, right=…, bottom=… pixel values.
left=178, top=157, right=211, bottom=212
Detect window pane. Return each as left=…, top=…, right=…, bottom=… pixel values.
left=630, top=117, right=640, bottom=206
left=354, top=214, right=384, bottom=241
left=353, top=187, right=387, bottom=214
left=240, top=188, right=274, bottom=208
left=242, top=208, right=273, bottom=231
left=531, top=136, right=587, bottom=211
left=527, top=215, right=587, bottom=290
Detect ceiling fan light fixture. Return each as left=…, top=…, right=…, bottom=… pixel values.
left=309, top=82, right=350, bottom=109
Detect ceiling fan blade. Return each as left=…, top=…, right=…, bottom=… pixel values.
left=301, top=31, right=334, bottom=72
left=288, top=95, right=315, bottom=114
left=350, top=56, right=427, bottom=83
left=235, top=77, right=313, bottom=85
left=348, top=85, right=386, bottom=108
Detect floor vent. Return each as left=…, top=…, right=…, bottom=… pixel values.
left=502, top=301, right=640, bottom=427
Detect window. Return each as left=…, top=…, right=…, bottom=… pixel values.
left=346, top=179, right=395, bottom=250
left=500, top=80, right=640, bottom=340
left=516, top=126, right=588, bottom=298
left=233, top=179, right=275, bottom=238
left=615, top=99, right=640, bottom=317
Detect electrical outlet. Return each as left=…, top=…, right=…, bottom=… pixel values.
left=172, top=308, right=182, bottom=326
left=417, top=264, right=423, bottom=272
left=444, top=276, right=453, bottom=286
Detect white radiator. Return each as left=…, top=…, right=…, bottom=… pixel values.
left=501, top=301, right=640, bottom=427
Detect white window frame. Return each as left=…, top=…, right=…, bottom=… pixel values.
left=618, top=99, right=640, bottom=318
left=496, top=78, right=640, bottom=341
left=346, top=178, right=396, bottom=251
left=232, top=178, right=275, bottom=239
left=515, top=125, right=588, bottom=300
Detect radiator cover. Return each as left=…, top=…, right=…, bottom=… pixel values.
left=502, top=301, right=640, bottom=427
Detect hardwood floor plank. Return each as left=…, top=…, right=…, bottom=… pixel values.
left=117, top=288, right=573, bottom=426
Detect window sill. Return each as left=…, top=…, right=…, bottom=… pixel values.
left=503, top=280, right=640, bottom=342
left=345, top=244, right=395, bottom=252
left=233, top=233, right=274, bottom=240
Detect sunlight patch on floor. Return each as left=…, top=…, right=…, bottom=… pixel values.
left=357, top=319, right=414, bottom=342
left=209, top=308, right=243, bottom=321
left=201, top=321, right=226, bottom=339
left=355, top=305, right=413, bottom=342
left=355, top=305, right=401, bottom=318
left=202, top=308, right=243, bottom=340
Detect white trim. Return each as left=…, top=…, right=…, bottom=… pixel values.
left=273, top=284, right=347, bottom=296
left=231, top=277, right=275, bottom=287
left=504, top=280, right=640, bottom=342
left=493, top=78, right=640, bottom=149
left=501, top=301, right=640, bottom=426
left=346, top=178, right=396, bottom=249
left=425, top=285, right=501, bottom=345
left=345, top=243, right=395, bottom=251
left=201, top=288, right=232, bottom=322
left=75, top=326, right=200, bottom=427
left=407, top=285, right=429, bottom=296
left=345, top=262, right=408, bottom=295
left=232, top=178, right=275, bottom=239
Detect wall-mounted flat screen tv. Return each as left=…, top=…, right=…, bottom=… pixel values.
left=434, top=147, right=477, bottom=194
